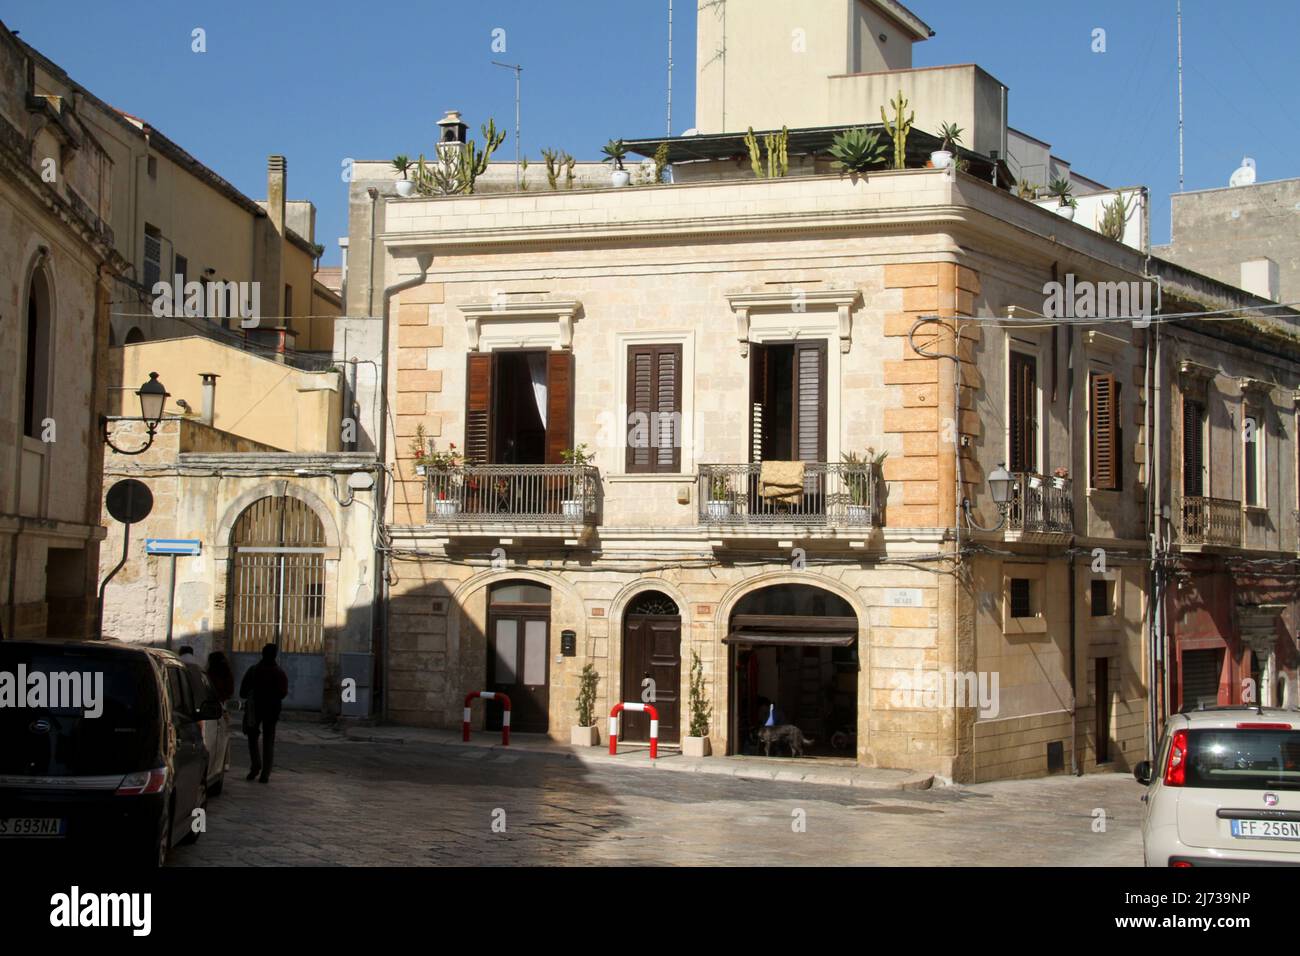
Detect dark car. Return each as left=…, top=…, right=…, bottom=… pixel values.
left=0, top=640, right=215, bottom=866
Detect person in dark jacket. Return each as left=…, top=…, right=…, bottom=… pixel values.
left=240, top=643, right=289, bottom=783
left=206, top=651, right=235, bottom=702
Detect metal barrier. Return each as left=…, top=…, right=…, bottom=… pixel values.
left=608, top=702, right=659, bottom=759
left=463, top=691, right=511, bottom=746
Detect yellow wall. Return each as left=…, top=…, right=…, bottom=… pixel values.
left=114, top=337, right=341, bottom=452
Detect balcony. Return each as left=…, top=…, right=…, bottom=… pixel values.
left=1005, top=472, right=1074, bottom=539
left=697, top=462, right=878, bottom=538
left=425, top=464, right=599, bottom=541
left=1181, top=496, right=1243, bottom=549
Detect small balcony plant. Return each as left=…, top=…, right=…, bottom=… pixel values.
left=392, top=154, right=415, bottom=196
left=684, top=651, right=712, bottom=757
left=706, top=471, right=733, bottom=520
left=843, top=448, right=887, bottom=524
left=930, top=122, right=963, bottom=169
left=560, top=444, right=594, bottom=520
left=1048, top=176, right=1078, bottom=220
left=571, top=662, right=600, bottom=747
left=602, top=139, right=630, bottom=188
left=828, top=127, right=889, bottom=177
left=1052, top=466, right=1070, bottom=489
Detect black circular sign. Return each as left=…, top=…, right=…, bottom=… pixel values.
left=105, top=479, right=153, bottom=524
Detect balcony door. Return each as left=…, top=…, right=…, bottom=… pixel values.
left=749, top=341, right=827, bottom=465
left=465, top=350, right=573, bottom=465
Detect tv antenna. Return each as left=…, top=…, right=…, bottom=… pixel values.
left=492, top=60, right=523, bottom=188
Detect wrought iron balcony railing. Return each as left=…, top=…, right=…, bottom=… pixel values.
left=1181, top=495, right=1242, bottom=548
left=697, top=462, right=878, bottom=527
left=425, top=464, right=599, bottom=525
left=1006, top=472, right=1074, bottom=535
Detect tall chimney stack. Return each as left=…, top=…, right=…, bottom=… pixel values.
left=200, top=372, right=219, bottom=426
left=265, top=155, right=287, bottom=320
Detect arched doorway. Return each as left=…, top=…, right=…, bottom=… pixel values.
left=621, top=590, right=682, bottom=744
left=726, top=584, right=858, bottom=757
left=486, top=581, right=551, bottom=734
left=228, top=495, right=327, bottom=707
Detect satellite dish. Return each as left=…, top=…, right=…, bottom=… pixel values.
left=1229, top=156, right=1257, bottom=187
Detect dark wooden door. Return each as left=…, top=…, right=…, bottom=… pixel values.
left=486, top=611, right=549, bottom=733
left=1094, top=658, right=1110, bottom=764
left=621, top=614, right=681, bottom=743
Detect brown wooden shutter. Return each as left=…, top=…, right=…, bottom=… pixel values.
left=626, top=344, right=682, bottom=473
left=465, top=353, right=495, bottom=464
left=544, top=350, right=574, bottom=465
left=1185, top=400, right=1201, bottom=496
left=1090, top=371, right=1119, bottom=490
left=1009, top=352, right=1037, bottom=474
left=749, top=345, right=767, bottom=464
left=793, top=341, right=827, bottom=463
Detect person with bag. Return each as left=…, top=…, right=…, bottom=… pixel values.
left=239, top=642, right=289, bottom=783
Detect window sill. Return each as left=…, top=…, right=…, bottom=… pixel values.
left=1243, top=504, right=1268, bottom=514
left=1003, top=615, right=1047, bottom=636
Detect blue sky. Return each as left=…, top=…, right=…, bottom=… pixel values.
left=5, top=1, right=1297, bottom=266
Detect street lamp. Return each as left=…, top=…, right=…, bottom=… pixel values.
left=963, top=461, right=1015, bottom=531
left=102, top=371, right=170, bottom=455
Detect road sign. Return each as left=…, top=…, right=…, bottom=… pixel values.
left=105, top=479, right=153, bottom=524
left=145, top=539, right=202, bottom=556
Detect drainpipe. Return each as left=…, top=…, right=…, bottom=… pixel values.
left=1064, top=276, right=1080, bottom=776
left=374, top=241, right=433, bottom=722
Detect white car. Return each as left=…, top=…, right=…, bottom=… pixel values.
left=182, top=664, right=237, bottom=798
left=1135, top=707, right=1300, bottom=866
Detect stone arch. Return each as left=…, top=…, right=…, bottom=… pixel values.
left=20, top=247, right=58, bottom=438
left=609, top=577, right=693, bottom=633
left=608, top=578, right=694, bottom=733
left=214, top=481, right=341, bottom=560
left=123, top=326, right=145, bottom=344
left=714, top=570, right=869, bottom=645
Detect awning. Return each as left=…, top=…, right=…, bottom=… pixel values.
left=723, top=614, right=858, bottom=647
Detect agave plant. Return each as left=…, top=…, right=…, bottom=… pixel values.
left=601, top=139, right=629, bottom=171
left=1048, top=176, right=1076, bottom=205
left=391, top=154, right=413, bottom=180
left=937, top=122, right=964, bottom=152
left=828, top=127, right=889, bottom=174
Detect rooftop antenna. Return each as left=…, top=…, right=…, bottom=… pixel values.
left=1176, top=0, right=1185, bottom=192
left=492, top=61, right=523, bottom=188
left=667, top=0, right=674, bottom=136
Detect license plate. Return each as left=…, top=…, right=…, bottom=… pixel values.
left=1230, top=818, right=1300, bottom=841
left=0, top=817, right=66, bottom=837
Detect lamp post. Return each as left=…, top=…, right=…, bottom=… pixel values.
left=963, top=461, right=1014, bottom=531
left=102, top=372, right=169, bottom=455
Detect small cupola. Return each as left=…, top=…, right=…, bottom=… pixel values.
left=436, top=110, right=468, bottom=157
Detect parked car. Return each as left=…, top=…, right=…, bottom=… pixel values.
left=181, top=661, right=235, bottom=797
left=1135, top=706, right=1300, bottom=866
left=0, top=640, right=216, bottom=866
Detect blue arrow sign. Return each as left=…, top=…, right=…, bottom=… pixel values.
left=145, top=538, right=202, bottom=556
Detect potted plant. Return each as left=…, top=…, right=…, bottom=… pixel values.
left=705, top=472, right=733, bottom=520
left=1048, top=176, right=1077, bottom=220
left=602, top=139, right=631, bottom=187
left=409, top=424, right=433, bottom=477
left=828, top=127, right=889, bottom=177
left=843, top=448, right=886, bottom=524
left=392, top=154, right=416, bottom=197
left=559, top=444, right=593, bottom=520
left=1052, top=466, right=1069, bottom=490
left=422, top=438, right=463, bottom=516
left=931, top=122, right=963, bottom=169
left=683, top=651, right=712, bottom=757
left=571, top=662, right=600, bottom=746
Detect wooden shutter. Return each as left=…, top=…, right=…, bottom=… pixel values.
left=1009, top=351, right=1037, bottom=474
left=465, top=353, right=495, bottom=464
left=793, top=341, right=827, bottom=463
left=749, top=345, right=767, bottom=464
left=544, top=350, right=574, bottom=465
left=1090, top=372, right=1119, bottom=490
left=1185, top=400, right=1201, bottom=496
left=626, top=344, right=682, bottom=473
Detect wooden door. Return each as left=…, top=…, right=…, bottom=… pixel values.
left=621, top=615, right=681, bottom=743
left=486, top=611, right=550, bottom=733
left=1094, top=658, right=1110, bottom=764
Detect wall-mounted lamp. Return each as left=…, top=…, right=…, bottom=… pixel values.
left=101, top=372, right=169, bottom=455
left=962, top=462, right=1014, bottom=531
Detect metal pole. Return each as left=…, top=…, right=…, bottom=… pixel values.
left=165, top=553, right=177, bottom=649
left=1176, top=0, right=1184, bottom=193
left=96, top=522, right=130, bottom=639
left=492, top=61, right=522, bottom=188
left=667, top=0, right=674, bottom=136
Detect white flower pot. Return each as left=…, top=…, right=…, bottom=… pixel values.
left=683, top=736, right=711, bottom=757
left=847, top=504, right=870, bottom=524
left=434, top=499, right=459, bottom=517
left=1052, top=477, right=1067, bottom=489
left=562, top=499, right=584, bottom=520
left=1055, top=203, right=1076, bottom=220
left=611, top=169, right=631, bottom=188
left=415, top=464, right=427, bottom=476
left=571, top=725, right=599, bottom=747
left=707, top=500, right=733, bottom=520
left=395, top=179, right=416, bottom=197
left=930, top=150, right=953, bottom=169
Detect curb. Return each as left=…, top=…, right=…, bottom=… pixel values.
left=335, top=724, right=935, bottom=792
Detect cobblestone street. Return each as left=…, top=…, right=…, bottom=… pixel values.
left=170, top=725, right=1144, bottom=866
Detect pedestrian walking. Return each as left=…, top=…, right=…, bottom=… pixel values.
left=240, top=642, right=289, bottom=783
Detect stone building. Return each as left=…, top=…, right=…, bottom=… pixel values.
left=0, top=22, right=127, bottom=640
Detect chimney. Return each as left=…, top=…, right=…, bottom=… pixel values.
left=1241, top=258, right=1279, bottom=302
left=200, top=373, right=219, bottom=426
left=264, top=155, right=287, bottom=320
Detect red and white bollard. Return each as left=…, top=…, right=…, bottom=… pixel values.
left=608, top=702, right=659, bottom=759
left=463, top=691, right=511, bottom=746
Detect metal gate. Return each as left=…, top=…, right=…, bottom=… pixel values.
left=230, top=496, right=326, bottom=654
